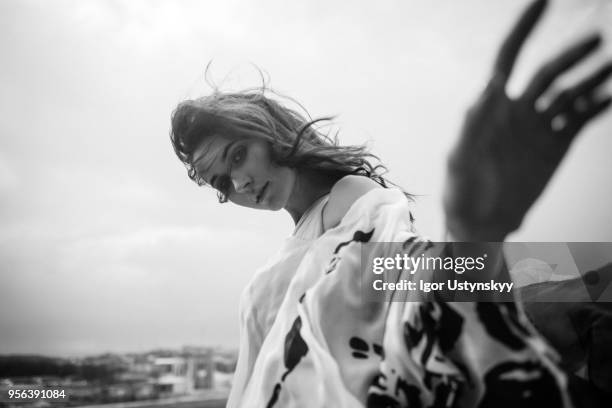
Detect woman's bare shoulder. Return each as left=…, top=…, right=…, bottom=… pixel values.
left=322, top=175, right=383, bottom=231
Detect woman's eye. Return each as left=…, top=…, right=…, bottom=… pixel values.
left=232, top=146, right=246, bottom=165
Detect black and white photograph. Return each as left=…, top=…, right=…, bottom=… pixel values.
left=1, top=0, right=612, bottom=407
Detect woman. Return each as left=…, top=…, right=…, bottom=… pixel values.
left=169, top=90, right=393, bottom=230
left=170, top=90, right=572, bottom=408
left=169, top=1, right=610, bottom=406
left=172, top=97, right=569, bottom=408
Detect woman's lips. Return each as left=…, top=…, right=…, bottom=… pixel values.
left=256, top=182, right=269, bottom=204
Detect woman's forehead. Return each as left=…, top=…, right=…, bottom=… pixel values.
left=192, top=133, right=238, bottom=180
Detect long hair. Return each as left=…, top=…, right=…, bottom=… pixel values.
left=170, top=88, right=409, bottom=202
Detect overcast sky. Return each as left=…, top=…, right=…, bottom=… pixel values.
left=1, top=0, right=612, bottom=357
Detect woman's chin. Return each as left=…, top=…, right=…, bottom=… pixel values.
left=265, top=197, right=287, bottom=211
left=267, top=202, right=284, bottom=211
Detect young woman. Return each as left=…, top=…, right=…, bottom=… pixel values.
left=169, top=90, right=392, bottom=230
left=170, top=1, right=610, bottom=406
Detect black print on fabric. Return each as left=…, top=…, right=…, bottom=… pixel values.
left=433, top=301, right=471, bottom=387
left=283, top=316, right=309, bottom=379
left=367, top=372, right=423, bottom=408
left=396, top=377, right=422, bottom=408
left=436, top=302, right=464, bottom=353
left=404, top=304, right=438, bottom=376
left=400, top=301, right=467, bottom=405
left=265, top=316, right=309, bottom=408
left=478, top=361, right=562, bottom=408
left=403, top=236, right=418, bottom=245
left=412, top=303, right=464, bottom=389
left=476, top=303, right=530, bottom=351
left=349, top=336, right=384, bottom=360
left=366, top=392, right=402, bottom=408
left=429, top=375, right=461, bottom=408
left=407, top=304, right=438, bottom=368
left=325, top=229, right=375, bottom=275
left=266, top=383, right=282, bottom=408
left=368, top=302, right=466, bottom=408
left=402, top=236, right=433, bottom=256
left=333, top=229, right=375, bottom=254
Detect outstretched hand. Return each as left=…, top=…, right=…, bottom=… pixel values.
left=444, top=0, right=612, bottom=241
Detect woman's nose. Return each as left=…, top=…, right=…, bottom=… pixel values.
left=232, top=176, right=252, bottom=194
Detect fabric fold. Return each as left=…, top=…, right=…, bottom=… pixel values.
left=228, top=188, right=570, bottom=408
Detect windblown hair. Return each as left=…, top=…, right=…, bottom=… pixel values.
left=170, top=88, right=406, bottom=202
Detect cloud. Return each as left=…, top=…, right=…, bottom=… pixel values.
left=0, top=154, right=18, bottom=194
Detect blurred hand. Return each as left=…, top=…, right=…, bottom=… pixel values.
left=444, top=0, right=612, bottom=241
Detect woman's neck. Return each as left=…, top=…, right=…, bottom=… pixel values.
left=284, top=169, right=337, bottom=225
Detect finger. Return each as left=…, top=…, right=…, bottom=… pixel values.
left=547, top=62, right=612, bottom=116
left=524, top=34, right=603, bottom=102
left=493, top=0, right=548, bottom=85
left=561, top=95, right=612, bottom=138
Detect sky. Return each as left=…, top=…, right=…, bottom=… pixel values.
left=1, top=0, right=612, bottom=356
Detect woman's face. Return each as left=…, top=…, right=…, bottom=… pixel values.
left=193, top=134, right=296, bottom=210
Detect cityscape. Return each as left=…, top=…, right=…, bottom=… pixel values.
left=0, top=346, right=237, bottom=407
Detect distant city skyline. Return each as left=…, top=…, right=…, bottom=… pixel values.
left=0, top=345, right=234, bottom=406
